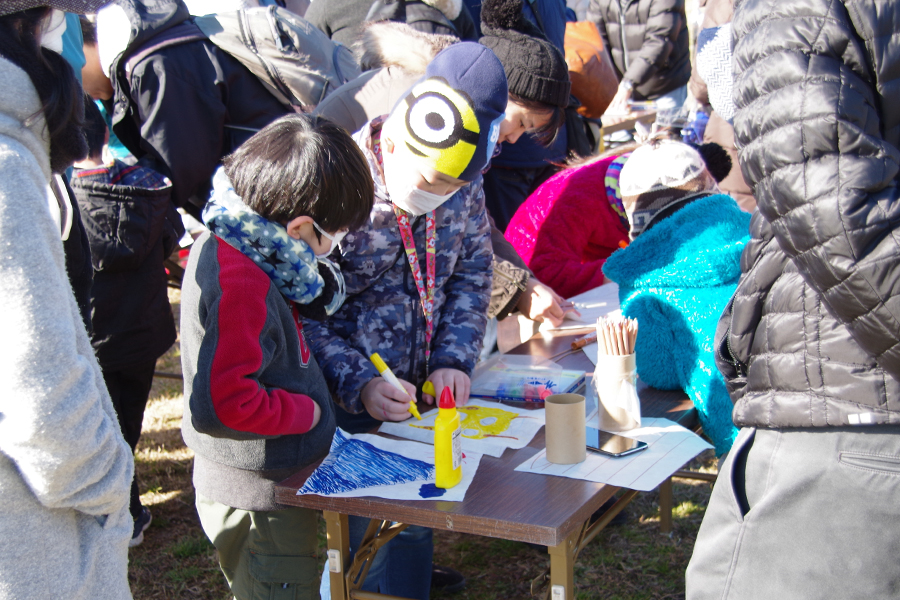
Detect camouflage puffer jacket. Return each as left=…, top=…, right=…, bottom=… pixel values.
left=300, top=120, right=493, bottom=414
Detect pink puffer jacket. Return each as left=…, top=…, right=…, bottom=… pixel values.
left=504, top=155, right=629, bottom=298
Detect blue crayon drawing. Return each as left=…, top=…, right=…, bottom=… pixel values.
left=300, top=430, right=434, bottom=496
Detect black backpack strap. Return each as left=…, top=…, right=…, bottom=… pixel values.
left=123, top=21, right=207, bottom=75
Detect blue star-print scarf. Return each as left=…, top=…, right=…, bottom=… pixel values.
left=203, top=168, right=345, bottom=315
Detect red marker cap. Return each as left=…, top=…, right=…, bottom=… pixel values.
left=439, top=386, right=456, bottom=409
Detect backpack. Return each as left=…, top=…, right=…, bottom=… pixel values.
left=125, top=5, right=360, bottom=112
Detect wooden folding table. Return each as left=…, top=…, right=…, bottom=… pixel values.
left=275, top=328, right=696, bottom=600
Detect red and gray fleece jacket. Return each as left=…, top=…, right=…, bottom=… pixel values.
left=180, top=231, right=336, bottom=510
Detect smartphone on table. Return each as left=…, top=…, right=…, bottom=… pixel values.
left=585, top=426, right=648, bottom=457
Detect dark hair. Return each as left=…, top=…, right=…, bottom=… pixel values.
left=81, top=96, right=106, bottom=160
left=508, top=93, right=565, bottom=147
left=79, top=15, right=97, bottom=45
left=0, top=8, right=86, bottom=172
left=223, top=114, right=375, bottom=234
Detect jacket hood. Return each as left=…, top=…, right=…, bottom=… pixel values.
left=603, top=194, right=750, bottom=289
left=357, top=21, right=458, bottom=72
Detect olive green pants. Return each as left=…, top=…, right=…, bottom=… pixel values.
left=196, top=494, right=319, bottom=600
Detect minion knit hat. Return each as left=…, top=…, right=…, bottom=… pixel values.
left=386, top=41, right=508, bottom=182
left=619, top=138, right=716, bottom=237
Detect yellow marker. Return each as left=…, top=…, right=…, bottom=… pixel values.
left=434, top=387, right=462, bottom=489
left=370, top=353, right=422, bottom=420
left=422, top=381, right=436, bottom=397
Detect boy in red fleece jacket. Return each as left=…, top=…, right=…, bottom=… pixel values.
left=180, top=114, right=373, bottom=600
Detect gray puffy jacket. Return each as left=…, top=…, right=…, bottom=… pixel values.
left=586, top=0, right=690, bottom=100
left=716, top=0, right=900, bottom=429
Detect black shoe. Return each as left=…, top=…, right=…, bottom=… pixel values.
left=129, top=507, right=152, bottom=548
left=431, top=565, right=466, bottom=594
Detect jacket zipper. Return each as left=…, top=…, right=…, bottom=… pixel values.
left=617, top=0, right=630, bottom=72
left=725, top=333, right=746, bottom=378
left=493, top=266, right=527, bottom=292
left=714, top=307, right=747, bottom=379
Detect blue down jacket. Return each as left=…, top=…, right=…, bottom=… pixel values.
left=300, top=120, right=493, bottom=415
left=603, top=194, right=749, bottom=455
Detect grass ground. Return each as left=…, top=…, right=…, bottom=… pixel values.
left=129, top=289, right=716, bottom=599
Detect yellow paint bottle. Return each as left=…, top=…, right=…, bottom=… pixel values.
left=434, top=387, right=462, bottom=489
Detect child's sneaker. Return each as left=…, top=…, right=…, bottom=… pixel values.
left=129, top=507, right=152, bottom=548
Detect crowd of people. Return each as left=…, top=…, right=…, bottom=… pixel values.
left=1, top=0, right=898, bottom=599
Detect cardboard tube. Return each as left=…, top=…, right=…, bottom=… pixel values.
left=544, top=393, right=586, bottom=464
left=595, top=353, right=640, bottom=432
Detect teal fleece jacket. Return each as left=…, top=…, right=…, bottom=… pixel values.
left=602, top=194, right=750, bottom=456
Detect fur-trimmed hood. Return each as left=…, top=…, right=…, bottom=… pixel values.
left=357, top=21, right=458, bottom=72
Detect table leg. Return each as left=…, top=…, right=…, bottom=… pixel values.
left=659, top=477, right=673, bottom=535
left=325, top=511, right=350, bottom=600
left=548, top=526, right=582, bottom=600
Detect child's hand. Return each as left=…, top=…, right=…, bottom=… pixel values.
left=424, top=369, right=471, bottom=406
left=518, top=278, right=578, bottom=328
left=361, top=376, right=418, bottom=421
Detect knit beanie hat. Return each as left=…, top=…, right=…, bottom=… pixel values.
left=619, top=139, right=717, bottom=237
left=385, top=41, right=508, bottom=182
left=478, top=0, right=570, bottom=109
left=0, top=0, right=107, bottom=15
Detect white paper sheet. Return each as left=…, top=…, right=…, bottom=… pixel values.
left=514, top=418, right=711, bottom=492
left=379, top=399, right=546, bottom=458
left=541, top=282, right=622, bottom=331
left=298, top=429, right=483, bottom=502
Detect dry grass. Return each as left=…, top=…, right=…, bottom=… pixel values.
left=130, top=289, right=715, bottom=599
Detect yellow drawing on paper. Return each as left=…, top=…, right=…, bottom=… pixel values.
left=411, top=405, right=534, bottom=440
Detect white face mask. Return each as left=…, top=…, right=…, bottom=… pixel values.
left=311, top=221, right=348, bottom=258
left=381, top=141, right=456, bottom=216
left=39, top=9, right=67, bottom=54
left=389, top=184, right=456, bottom=216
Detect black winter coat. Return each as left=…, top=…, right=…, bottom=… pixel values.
left=109, top=0, right=288, bottom=217
left=72, top=174, right=183, bottom=370
left=586, top=0, right=690, bottom=100
left=716, top=0, right=900, bottom=429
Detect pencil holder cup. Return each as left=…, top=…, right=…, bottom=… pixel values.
left=544, top=393, right=586, bottom=464
left=594, top=353, right=641, bottom=432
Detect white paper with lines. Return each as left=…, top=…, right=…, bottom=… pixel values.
left=514, top=418, right=712, bottom=491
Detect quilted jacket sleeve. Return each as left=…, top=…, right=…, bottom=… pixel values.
left=586, top=0, right=613, bottom=61
left=732, top=0, right=900, bottom=381
left=623, top=0, right=686, bottom=87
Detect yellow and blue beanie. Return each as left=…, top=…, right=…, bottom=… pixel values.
left=388, top=42, right=508, bottom=182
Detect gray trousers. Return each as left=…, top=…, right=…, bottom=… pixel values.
left=686, top=426, right=900, bottom=600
